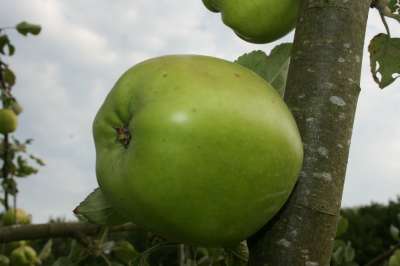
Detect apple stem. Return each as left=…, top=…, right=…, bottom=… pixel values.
left=115, top=126, right=131, bottom=148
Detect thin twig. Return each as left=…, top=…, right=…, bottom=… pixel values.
left=0, top=222, right=138, bottom=243
left=365, top=241, right=400, bottom=266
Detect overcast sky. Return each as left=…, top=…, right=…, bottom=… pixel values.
left=1, top=1, right=399, bottom=223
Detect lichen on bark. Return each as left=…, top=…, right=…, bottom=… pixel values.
left=248, top=1, right=371, bottom=265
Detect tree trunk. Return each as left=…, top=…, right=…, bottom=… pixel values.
left=249, top=1, right=371, bottom=265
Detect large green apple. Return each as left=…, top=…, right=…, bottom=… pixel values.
left=93, top=55, right=303, bottom=246
left=202, top=0, right=300, bottom=44
left=0, top=109, right=18, bottom=134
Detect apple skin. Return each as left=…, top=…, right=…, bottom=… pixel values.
left=93, top=55, right=303, bottom=247
left=0, top=109, right=18, bottom=134
left=203, top=0, right=300, bottom=44
left=2, top=208, right=32, bottom=226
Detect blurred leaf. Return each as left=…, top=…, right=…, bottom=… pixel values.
left=369, top=33, right=400, bottom=89
left=344, top=242, right=355, bottom=262
left=388, top=0, right=399, bottom=13
left=0, top=254, right=10, bottom=266
left=235, top=43, right=292, bottom=97
left=16, top=22, right=41, bottom=36
left=390, top=224, right=400, bottom=241
left=0, top=35, right=15, bottom=56
left=2, top=178, right=18, bottom=195
left=389, top=249, right=400, bottom=266
left=15, top=156, right=38, bottom=177
left=38, top=239, right=52, bottom=261
left=52, top=257, right=77, bottom=266
left=67, top=240, right=87, bottom=262
left=112, top=240, right=141, bottom=264
left=29, top=154, right=45, bottom=166
left=74, top=188, right=130, bottom=225
left=3, top=67, right=16, bottom=86
left=336, top=215, right=349, bottom=237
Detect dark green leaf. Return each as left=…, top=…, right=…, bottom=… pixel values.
left=235, top=43, right=292, bottom=97
left=390, top=224, right=400, bottom=241
left=336, top=215, right=349, bottom=237
left=369, top=33, right=400, bottom=89
left=74, top=188, right=130, bottom=225
left=7, top=43, right=15, bottom=56
left=0, top=35, right=15, bottom=56
left=2, top=178, right=18, bottom=195
left=15, top=156, right=38, bottom=177
left=388, top=0, right=399, bottom=13
left=112, top=241, right=141, bottom=264
left=52, top=257, right=77, bottom=266
left=29, top=154, right=45, bottom=166
left=3, top=67, right=16, bottom=86
left=16, top=21, right=42, bottom=36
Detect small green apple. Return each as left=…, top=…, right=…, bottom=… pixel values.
left=202, top=0, right=300, bottom=44
left=10, top=245, right=39, bottom=266
left=0, top=109, right=18, bottom=134
left=2, top=208, right=32, bottom=226
left=93, top=55, right=303, bottom=246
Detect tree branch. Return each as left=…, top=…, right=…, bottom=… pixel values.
left=249, top=1, right=371, bottom=265
left=365, top=241, right=400, bottom=266
left=0, top=222, right=138, bottom=243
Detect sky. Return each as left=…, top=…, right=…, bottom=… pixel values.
left=0, top=1, right=399, bottom=223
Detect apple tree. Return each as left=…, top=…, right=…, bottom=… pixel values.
left=1, top=0, right=400, bottom=265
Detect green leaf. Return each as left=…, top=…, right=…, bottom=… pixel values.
left=112, top=241, right=141, bottom=264
left=2, top=178, right=18, bottom=196
left=389, top=250, right=400, bottom=266
left=235, top=43, right=292, bottom=97
left=3, top=68, right=16, bottom=86
left=16, top=22, right=41, bottom=36
left=336, top=215, right=349, bottom=237
left=74, top=188, right=130, bottom=225
left=390, top=224, right=400, bottom=241
left=0, top=35, right=15, bottom=56
left=344, top=242, right=355, bottom=262
left=388, top=0, right=399, bottom=13
left=52, top=257, right=77, bottom=266
left=0, top=254, right=10, bottom=266
left=38, top=239, right=52, bottom=261
left=369, top=33, right=400, bottom=89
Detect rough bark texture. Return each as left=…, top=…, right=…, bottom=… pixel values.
left=249, top=1, right=371, bottom=265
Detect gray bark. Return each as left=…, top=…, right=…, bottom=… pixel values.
left=249, top=1, right=371, bottom=265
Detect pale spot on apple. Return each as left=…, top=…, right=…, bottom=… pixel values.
left=171, top=112, right=189, bottom=124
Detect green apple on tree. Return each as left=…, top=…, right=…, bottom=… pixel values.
left=93, top=55, right=303, bottom=246
left=202, top=0, right=300, bottom=43
left=2, top=208, right=32, bottom=226
left=0, top=109, right=18, bottom=134
left=10, top=245, right=40, bottom=266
